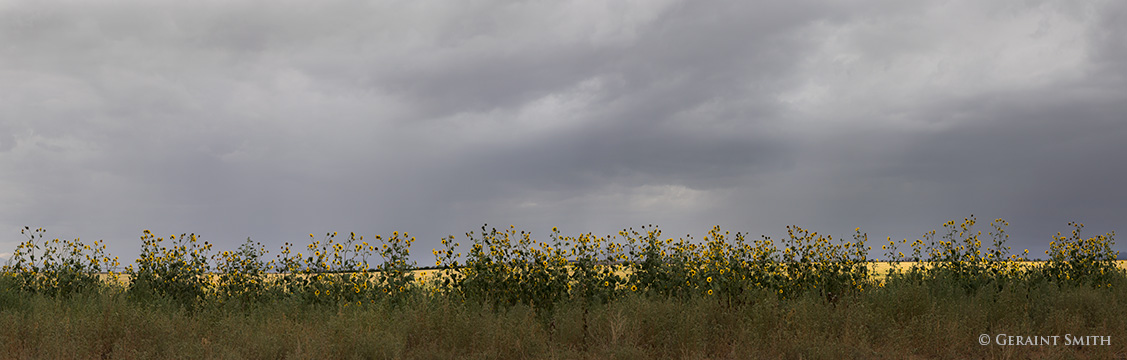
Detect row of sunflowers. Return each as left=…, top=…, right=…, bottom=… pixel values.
left=2, top=216, right=1121, bottom=312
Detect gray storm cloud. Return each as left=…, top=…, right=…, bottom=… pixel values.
left=1, top=0, right=1124, bottom=264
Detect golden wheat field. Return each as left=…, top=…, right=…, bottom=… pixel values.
left=405, top=260, right=1127, bottom=286
left=93, top=260, right=1127, bottom=288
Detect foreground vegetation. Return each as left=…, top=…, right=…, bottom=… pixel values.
left=2, top=277, right=1125, bottom=359
left=2, top=216, right=1125, bottom=359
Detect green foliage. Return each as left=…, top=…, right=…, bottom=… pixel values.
left=881, top=216, right=1030, bottom=294
left=372, top=231, right=417, bottom=303
left=1, top=227, right=119, bottom=298
left=451, top=225, right=572, bottom=314
left=213, top=238, right=274, bottom=306
left=1038, top=221, right=1120, bottom=287
left=774, top=225, right=870, bottom=300
left=563, top=228, right=623, bottom=307
left=622, top=225, right=692, bottom=300
left=429, top=234, right=463, bottom=297
left=2, top=217, right=1124, bottom=313
left=127, top=230, right=212, bottom=307
left=274, top=231, right=417, bottom=306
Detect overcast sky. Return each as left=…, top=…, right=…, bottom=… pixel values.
left=2, top=0, right=1125, bottom=266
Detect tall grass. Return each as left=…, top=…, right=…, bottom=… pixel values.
left=2, top=276, right=1124, bottom=359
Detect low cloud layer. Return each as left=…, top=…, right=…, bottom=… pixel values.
left=2, top=0, right=1125, bottom=264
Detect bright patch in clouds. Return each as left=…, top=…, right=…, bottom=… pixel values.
left=781, top=0, right=1093, bottom=131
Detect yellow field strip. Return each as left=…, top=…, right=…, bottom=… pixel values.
left=93, top=261, right=1127, bottom=288
left=869, top=260, right=1127, bottom=275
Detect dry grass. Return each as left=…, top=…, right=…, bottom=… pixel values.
left=3, top=273, right=1126, bottom=359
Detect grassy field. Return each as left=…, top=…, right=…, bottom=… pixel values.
left=3, top=220, right=1124, bottom=358
left=2, top=274, right=1125, bottom=359
left=6, top=260, right=1125, bottom=359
